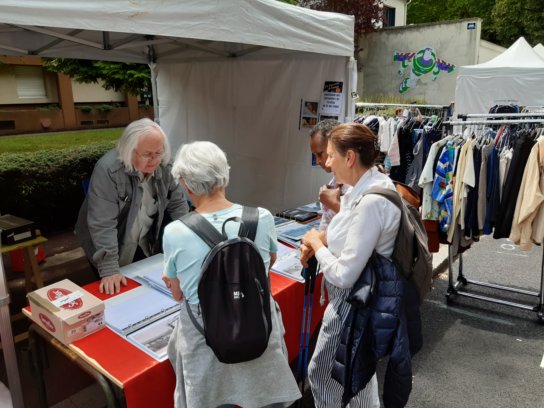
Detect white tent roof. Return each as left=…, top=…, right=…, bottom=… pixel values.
left=0, top=0, right=354, bottom=63
left=459, top=37, right=544, bottom=75
left=534, top=44, right=544, bottom=59
left=455, top=37, right=544, bottom=114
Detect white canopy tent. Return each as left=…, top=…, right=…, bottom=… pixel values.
left=0, top=2, right=355, bottom=406
left=454, top=37, right=544, bottom=115
left=0, top=0, right=356, bottom=211
left=534, top=43, right=544, bottom=60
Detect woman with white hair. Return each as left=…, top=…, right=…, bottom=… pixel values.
left=75, top=118, right=189, bottom=295
left=163, top=141, right=301, bottom=408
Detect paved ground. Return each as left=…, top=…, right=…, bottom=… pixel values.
left=1, top=231, right=544, bottom=407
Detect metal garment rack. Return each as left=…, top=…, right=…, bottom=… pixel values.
left=457, top=112, right=544, bottom=119
left=356, top=102, right=450, bottom=117
left=443, top=118, right=544, bottom=321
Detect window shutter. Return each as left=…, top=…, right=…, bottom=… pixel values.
left=14, top=66, right=47, bottom=99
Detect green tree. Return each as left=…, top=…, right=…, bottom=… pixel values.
left=407, top=0, right=497, bottom=44
left=298, top=0, right=382, bottom=51
left=44, top=59, right=151, bottom=98
left=492, top=0, right=544, bottom=47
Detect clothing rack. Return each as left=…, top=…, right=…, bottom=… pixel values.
left=443, top=117, right=544, bottom=321
left=444, top=119, right=544, bottom=125
left=457, top=113, right=544, bottom=120
left=356, top=102, right=449, bottom=109
left=356, top=102, right=451, bottom=118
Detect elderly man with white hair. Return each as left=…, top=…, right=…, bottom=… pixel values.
left=163, top=140, right=301, bottom=408
left=75, top=118, right=189, bottom=295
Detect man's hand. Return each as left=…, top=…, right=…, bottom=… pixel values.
left=99, top=274, right=127, bottom=295
left=319, top=185, right=341, bottom=213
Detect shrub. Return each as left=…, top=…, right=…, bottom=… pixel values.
left=77, top=105, right=93, bottom=113
left=95, top=104, right=114, bottom=113
left=0, top=141, right=115, bottom=233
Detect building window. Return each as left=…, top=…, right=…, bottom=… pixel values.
left=383, top=6, right=396, bottom=28
left=14, top=66, right=47, bottom=99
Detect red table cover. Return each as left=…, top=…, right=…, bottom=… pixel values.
left=69, top=274, right=326, bottom=407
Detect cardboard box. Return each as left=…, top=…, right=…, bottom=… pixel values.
left=27, top=279, right=105, bottom=344
left=0, top=214, right=36, bottom=246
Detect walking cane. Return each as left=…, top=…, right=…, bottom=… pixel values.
left=302, top=256, right=318, bottom=379
left=295, top=256, right=318, bottom=405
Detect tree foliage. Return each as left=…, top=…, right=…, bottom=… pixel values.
left=43, top=59, right=151, bottom=97
left=406, top=0, right=544, bottom=48
left=298, top=0, right=382, bottom=51
left=491, top=0, right=544, bottom=47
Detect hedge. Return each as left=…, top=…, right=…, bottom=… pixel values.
left=0, top=141, right=115, bottom=233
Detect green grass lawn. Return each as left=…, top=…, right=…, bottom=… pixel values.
left=0, top=128, right=123, bottom=154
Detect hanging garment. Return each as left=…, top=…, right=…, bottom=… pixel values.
left=447, top=139, right=475, bottom=243
left=432, top=141, right=456, bottom=233
left=464, top=146, right=482, bottom=240
left=483, top=146, right=500, bottom=235
left=509, top=136, right=544, bottom=250
left=494, top=129, right=537, bottom=238
left=390, top=124, right=414, bottom=184
left=477, top=142, right=495, bottom=232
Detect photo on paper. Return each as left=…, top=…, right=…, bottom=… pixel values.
left=300, top=100, right=319, bottom=128
left=127, top=313, right=179, bottom=361
left=323, top=81, right=343, bottom=93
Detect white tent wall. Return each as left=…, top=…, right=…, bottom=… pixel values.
left=157, top=54, right=350, bottom=213
left=454, top=37, right=544, bottom=115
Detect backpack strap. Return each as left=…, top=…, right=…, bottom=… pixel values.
left=360, top=186, right=403, bottom=210
left=240, top=206, right=259, bottom=241
left=179, top=211, right=223, bottom=249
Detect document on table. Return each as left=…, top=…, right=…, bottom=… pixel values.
left=271, top=242, right=304, bottom=283
left=105, top=286, right=180, bottom=361
left=277, top=218, right=321, bottom=242
left=132, top=265, right=172, bottom=298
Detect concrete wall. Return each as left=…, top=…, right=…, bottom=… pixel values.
left=358, top=18, right=482, bottom=105
left=478, top=39, right=506, bottom=64
left=72, top=80, right=125, bottom=103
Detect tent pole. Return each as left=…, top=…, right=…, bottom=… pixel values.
left=149, top=63, right=160, bottom=125
left=345, top=56, right=357, bottom=123
left=0, top=250, right=24, bottom=408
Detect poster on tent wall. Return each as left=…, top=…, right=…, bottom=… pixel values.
left=300, top=100, right=319, bottom=128
left=319, top=81, right=343, bottom=121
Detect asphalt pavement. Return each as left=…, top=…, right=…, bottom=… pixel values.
left=400, top=236, right=544, bottom=407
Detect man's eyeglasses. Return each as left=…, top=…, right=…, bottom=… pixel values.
left=135, top=151, right=164, bottom=162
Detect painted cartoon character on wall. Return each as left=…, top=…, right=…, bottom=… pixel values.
left=394, top=47, right=455, bottom=93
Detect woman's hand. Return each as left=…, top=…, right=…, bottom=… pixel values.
left=319, top=185, right=341, bottom=213
left=299, top=243, right=315, bottom=268
left=163, top=274, right=184, bottom=302
left=99, top=274, right=127, bottom=295
left=300, top=228, right=325, bottom=267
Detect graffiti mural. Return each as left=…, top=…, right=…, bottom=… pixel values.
left=393, top=48, right=455, bottom=93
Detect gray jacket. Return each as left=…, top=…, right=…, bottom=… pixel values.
left=75, top=149, right=189, bottom=278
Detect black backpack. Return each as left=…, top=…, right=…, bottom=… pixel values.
left=179, top=206, right=272, bottom=364
left=362, top=187, right=433, bottom=303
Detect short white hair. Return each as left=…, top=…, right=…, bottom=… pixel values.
left=117, top=118, right=171, bottom=172
left=171, top=141, right=230, bottom=195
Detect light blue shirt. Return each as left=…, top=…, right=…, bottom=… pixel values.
left=163, top=204, right=277, bottom=304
